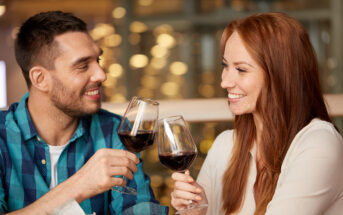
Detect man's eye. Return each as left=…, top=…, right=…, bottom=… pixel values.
left=78, top=64, right=88, bottom=70
left=221, top=62, right=228, bottom=68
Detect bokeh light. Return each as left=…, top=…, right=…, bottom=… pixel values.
left=112, top=7, right=126, bottom=19
left=130, top=54, right=149, bottom=68
left=169, top=61, right=188, bottom=75
left=130, top=21, right=148, bottom=33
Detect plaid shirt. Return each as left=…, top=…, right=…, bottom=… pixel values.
left=0, top=93, right=168, bottom=215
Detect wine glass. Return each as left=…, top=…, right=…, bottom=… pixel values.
left=157, top=115, right=208, bottom=214
left=115, top=96, right=159, bottom=195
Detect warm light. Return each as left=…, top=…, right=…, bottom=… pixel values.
left=141, top=75, right=160, bottom=89
left=150, top=45, right=168, bottom=58
left=130, top=54, right=149, bottom=68
left=138, top=88, right=154, bottom=98
left=0, top=6, right=6, bottom=17
left=103, top=76, right=117, bottom=87
left=150, top=57, right=166, bottom=70
left=156, top=33, right=175, bottom=48
left=150, top=174, right=163, bottom=188
left=138, top=0, right=154, bottom=6
left=169, top=61, right=188, bottom=75
left=0, top=61, right=6, bottom=108
left=198, top=84, right=215, bottom=98
left=153, top=24, right=173, bottom=36
left=112, top=7, right=126, bottom=19
left=161, top=82, right=179, bottom=96
left=200, top=139, right=214, bottom=154
left=104, top=34, right=122, bottom=47
left=130, top=21, right=148, bottom=33
left=110, top=94, right=126, bottom=102
left=201, top=72, right=215, bottom=84
left=90, top=23, right=115, bottom=40
left=108, top=63, right=123, bottom=78
left=129, top=33, right=141, bottom=45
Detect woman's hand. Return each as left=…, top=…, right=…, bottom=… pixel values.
left=171, top=170, right=208, bottom=215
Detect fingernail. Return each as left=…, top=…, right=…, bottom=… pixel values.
left=188, top=178, right=194, bottom=182
left=196, top=188, right=202, bottom=193
left=196, top=196, right=202, bottom=201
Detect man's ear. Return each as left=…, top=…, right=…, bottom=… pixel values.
left=29, top=66, right=50, bottom=92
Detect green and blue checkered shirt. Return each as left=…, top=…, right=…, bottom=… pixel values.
left=0, top=93, right=168, bottom=214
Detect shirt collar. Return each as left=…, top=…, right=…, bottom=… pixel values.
left=14, top=92, right=90, bottom=143
left=14, top=92, right=38, bottom=141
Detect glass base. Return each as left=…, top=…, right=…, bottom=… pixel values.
left=175, top=203, right=208, bottom=214
left=112, top=185, right=137, bottom=195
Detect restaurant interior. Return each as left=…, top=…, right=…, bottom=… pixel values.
left=0, top=0, right=342, bottom=213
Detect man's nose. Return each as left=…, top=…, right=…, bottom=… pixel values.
left=91, top=64, right=107, bottom=83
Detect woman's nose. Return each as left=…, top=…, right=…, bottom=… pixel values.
left=221, top=69, right=235, bottom=89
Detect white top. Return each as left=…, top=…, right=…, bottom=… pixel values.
left=48, top=144, right=68, bottom=189
left=197, top=119, right=343, bottom=215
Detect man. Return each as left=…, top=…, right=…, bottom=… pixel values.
left=0, top=11, right=168, bottom=214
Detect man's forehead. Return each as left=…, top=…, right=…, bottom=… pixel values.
left=53, top=32, right=100, bottom=56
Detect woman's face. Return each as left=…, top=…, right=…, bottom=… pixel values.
left=221, top=31, right=265, bottom=116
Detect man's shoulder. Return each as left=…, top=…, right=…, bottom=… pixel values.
left=89, top=109, right=123, bottom=127
left=0, top=103, right=19, bottom=130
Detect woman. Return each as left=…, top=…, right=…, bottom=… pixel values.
left=171, top=13, right=343, bottom=215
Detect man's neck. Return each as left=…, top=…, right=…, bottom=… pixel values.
left=27, top=91, right=79, bottom=146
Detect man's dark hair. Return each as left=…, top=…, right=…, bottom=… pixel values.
left=15, top=11, right=88, bottom=88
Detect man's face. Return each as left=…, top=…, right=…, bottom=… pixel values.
left=49, top=32, right=106, bottom=117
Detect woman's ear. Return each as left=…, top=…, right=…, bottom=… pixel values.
left=29, top=66, right=50, bottom=92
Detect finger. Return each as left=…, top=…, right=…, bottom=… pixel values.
left=110, top=166, right=135, bottom=180
left=172, top=172, right=194, bottom=183
left=171, top=192, right=192, bottom=209
left=173, top=189, right=202, bottom=202
left=174, top=181, right=202, bottom=194
left=108, top=156, right=138, bottom=172
left=103, top=149, right=139, bottom=164
left=112, top=176, right=127, bottom=187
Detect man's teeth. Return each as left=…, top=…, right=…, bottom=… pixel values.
left=85, top=90, right=99, bottom=96
left=228, top=93, right=244, bottom=99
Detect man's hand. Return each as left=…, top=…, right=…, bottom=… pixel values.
left=72, top=148, right=140, bottom=202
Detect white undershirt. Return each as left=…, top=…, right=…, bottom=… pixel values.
left=48, top=144, right=68, bottom=189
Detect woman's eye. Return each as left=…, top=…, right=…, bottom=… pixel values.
left=221, top=62, right=228, bottom=68
left=236, top=67, right=246, bottom=72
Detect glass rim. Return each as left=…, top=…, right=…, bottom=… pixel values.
left=158, top=115, right=184, bottom=122
left=132, top=96, right=159, bottom=105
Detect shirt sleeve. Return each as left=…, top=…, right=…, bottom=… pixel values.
left=0, top=137, right=8, bottom=213
left=109, top=157, right=169, bottom=215
left=265, top=125, right=343, bottom=215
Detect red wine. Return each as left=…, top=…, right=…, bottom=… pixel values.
left=159, top=151, right=197, bottom=171
left=119, top=130, right=155, bottom=152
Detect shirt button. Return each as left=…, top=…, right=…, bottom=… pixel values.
left=37, top=137, right=41, bottom=142
left=41, top=159, right=46, bottom=165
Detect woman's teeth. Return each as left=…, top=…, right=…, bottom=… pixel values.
left=228, top=93, right=244, bottom=99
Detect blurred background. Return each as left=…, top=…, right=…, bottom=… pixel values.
left=0, top=0, right=342, bottom=213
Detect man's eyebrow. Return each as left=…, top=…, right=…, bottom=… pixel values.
left=71, top=49, right=102, bottom=67
left=71, top=56, right=92, bottom=67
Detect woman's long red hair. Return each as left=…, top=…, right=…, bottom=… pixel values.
left=221, top=13, right=333, bottom=215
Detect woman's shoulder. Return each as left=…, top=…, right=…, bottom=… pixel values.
left=295, top=119, right=342, bottom=145
left=286, top=118, right=343, bottom=161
